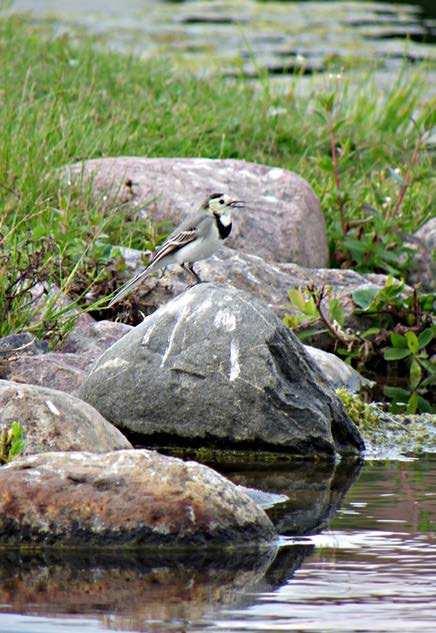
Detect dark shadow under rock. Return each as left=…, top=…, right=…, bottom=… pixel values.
left=226, top=458, right=363, bottom=536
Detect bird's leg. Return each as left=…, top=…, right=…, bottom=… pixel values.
left=183, top=262, right=203, bottom=285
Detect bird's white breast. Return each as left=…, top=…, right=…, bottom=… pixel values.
left=219, top=210, right=232, bottom=226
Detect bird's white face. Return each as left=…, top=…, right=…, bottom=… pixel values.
left=207, top=193, right=242, bottom=226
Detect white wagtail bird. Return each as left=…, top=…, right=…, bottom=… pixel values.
left=108, top=193, right=243, bottom=307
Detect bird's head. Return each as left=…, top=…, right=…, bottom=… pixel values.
left=203, top=193, right=244, bottom=225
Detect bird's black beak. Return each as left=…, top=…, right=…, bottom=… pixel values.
left=230, top=200, right=245, bottom=208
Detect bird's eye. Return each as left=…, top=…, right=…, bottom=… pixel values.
left=219, top=199, right=224, bottom=205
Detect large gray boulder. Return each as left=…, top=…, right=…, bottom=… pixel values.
left=0, top=380, right=131, bottom=455
left=65, top=157, right=328, bottom=267
left=80, top=284, right=364, bottom=458
left=0, top=449, right=275, bottom=546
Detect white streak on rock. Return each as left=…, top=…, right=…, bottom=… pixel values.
left=269, top=168, right=283, bottom=180
left=229, top=339, right=240, bottom=382
left=142, top=322, right=158, bottom=346
left=94, top=358, right=129, bottom=373
left=45, top=400, right=60, bottom=416
left=161, top=305, right=189, bottom=367
left=214, top=309, right=237, bottom=332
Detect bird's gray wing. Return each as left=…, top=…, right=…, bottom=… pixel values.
left=107, top=213, right=210, bottom=307
left=149, top=213, right=211, bottom=266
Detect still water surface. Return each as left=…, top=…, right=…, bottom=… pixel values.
left=0, top=456, right=434, bottom=632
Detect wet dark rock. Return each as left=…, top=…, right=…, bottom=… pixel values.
left=0, top=380, right=131, bottom=455
left=0, top=449, right=276, bottom=546
left=65, top=157, right=329, bottom=267
left=79, top=283, right=364, bottom=458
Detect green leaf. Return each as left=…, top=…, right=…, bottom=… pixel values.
left=384, top=347, right=412, bottom=361
left=406, top=392, right=418, bottom=414
left=283, top=314, right=303, bottom=329
left=418, top=328, right=434, bottom=350
left=384, top=386, right=410, bottom=401
left=362, top=326, right=381, bottom=337
left=288, top=288, right=307, bottom=313
left=352, top=286, right=378, bottom=310
left=6, top=421, right=25, bottom=460
left=390, top=332, right=406, bottom=348
left=329, top=298, right=345, bottom=326
left=410, top=358, right=422, bottom=390
left=405, top=331, right=419, bottom=354
left=416, top=396, right=432, bottom=413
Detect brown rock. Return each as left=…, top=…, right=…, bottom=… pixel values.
left=0, top=380, right=131, bottom=455
left=1, top=322, right=133, bottom=395
left=65, top=157, right=329, bottom=267
left=59, top=319, right=133, bottom=356
left=1, top=352, right=88, bottom=395
left=0, top=449, right=276, bottom=546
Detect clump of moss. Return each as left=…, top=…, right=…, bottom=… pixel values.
left=0, top=421, right=26, bottom=465
left=336, top=388, right=380, bottom=431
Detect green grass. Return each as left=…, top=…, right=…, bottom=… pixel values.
left=0, top=15, right=434, bottom=340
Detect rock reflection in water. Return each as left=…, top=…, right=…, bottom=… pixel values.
left=0, top=545, right=311, bottom=631
left=0, top=460, right=361, bottom=631
left=226, top=457, right=363, bottom=535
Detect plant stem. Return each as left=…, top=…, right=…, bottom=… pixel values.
left=329, top=116, right=347, bottom=236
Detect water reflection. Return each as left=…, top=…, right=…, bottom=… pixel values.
left=0, top=545, right=313, bottom=631
left=228, top=458, right=363, bottom=535
left=1, top=458, right=435, bottom=632
left=0, top=459, right=359, bottom=630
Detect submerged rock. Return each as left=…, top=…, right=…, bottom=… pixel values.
left=362, top=412, right=436, bottom=459
left=80, top=283, right=364, bottom=458
left=0, top=449, right=276, bottom=546
left=0, top=380, right=131, bottom=455
left=65, top=156, right=329, bottom=267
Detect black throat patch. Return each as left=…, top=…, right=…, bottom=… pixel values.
left=214, top=213, right=232, bottom=239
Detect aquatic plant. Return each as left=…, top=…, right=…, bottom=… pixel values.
left=0, top=421, right=26, bottom=465
left=336, top=388, right=380, bottom=430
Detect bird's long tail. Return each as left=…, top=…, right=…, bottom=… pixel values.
left=108, top=266, right=152, bottom=307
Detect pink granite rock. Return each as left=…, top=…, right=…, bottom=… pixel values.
left=65, top=157, right=328, bottom=267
